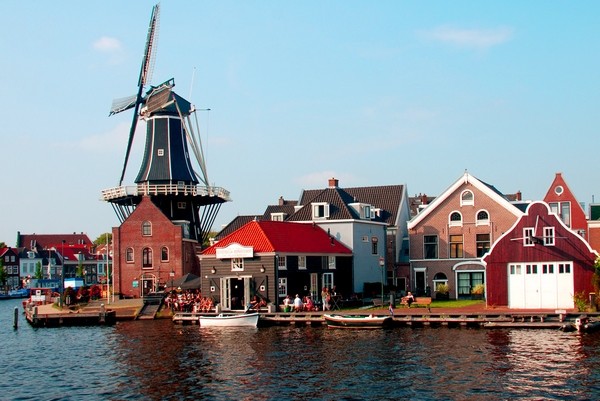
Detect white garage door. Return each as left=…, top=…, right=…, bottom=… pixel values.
left=508, top=262, right=573, bottom=309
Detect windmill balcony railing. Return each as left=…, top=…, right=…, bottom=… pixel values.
left=101, top=184, right=231, bottom=201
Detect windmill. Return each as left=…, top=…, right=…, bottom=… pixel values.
left=101, top=4, right=230, bottom=245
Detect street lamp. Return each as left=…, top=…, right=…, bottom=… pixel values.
left=170, top=270, right=175, bottom=292
left=379, top=256, right=385, bottom=304
left=60, top=240, right=65, bottom=308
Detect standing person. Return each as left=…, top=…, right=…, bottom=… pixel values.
left=293, top=294, right=304, bottom=312
left=283, top=294, right=292, bottom=312
left=322, top=287, right=331, bottom=311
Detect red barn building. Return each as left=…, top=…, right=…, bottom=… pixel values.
left=483, top=201, right=598, bottom=309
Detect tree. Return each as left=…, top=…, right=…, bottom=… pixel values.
left=0, top=258, right=6, bottom=291
left=0, top=242, right=6, bottom=248
left=93, top=233, right=112, bottom=247
left=34, top=261, right=43, bottom=280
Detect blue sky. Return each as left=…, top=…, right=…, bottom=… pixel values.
left=1, top=1, right=599, bottom=246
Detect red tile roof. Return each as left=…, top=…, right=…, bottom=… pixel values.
left=202, top=221, right=352, bottom=255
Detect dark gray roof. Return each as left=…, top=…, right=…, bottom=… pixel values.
left=288, top=184, right=404, bottom=226
left=214, top=215, right=262, bottom=240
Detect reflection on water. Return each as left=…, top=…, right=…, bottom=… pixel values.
left=1, top=298, right=599, bottom=401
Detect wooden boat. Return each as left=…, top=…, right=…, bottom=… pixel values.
left=324, top=314, right=392, bottom=329
left=0, top=288, right=30, bottom=300
left=199, top=312, right=259, bottom=327
left=575, top=317, right=600, bottom=333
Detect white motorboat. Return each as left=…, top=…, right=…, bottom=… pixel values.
left=199, top=312, right=259, bottom=327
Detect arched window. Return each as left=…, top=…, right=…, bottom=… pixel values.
left=142, top=221, right=152, bottom=236
left=461, top=190, right=474, bottom=206
left=126, top=247, right=134, bottom=262
left=161, top=246, right=169, bottom=262
left=449, top=211, right=462, bottom=226
left=476, top=210, right=489, bottom=225
left=142, top=247, right=153, bottom=268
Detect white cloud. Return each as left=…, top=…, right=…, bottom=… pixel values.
left=93, top=36, right=123, bottom=52
left=76, top=121, right=131, bottom=153
left=422, top=26, right=514, bottom=50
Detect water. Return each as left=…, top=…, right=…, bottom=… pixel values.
left=1, top=298, right=599, bottom=401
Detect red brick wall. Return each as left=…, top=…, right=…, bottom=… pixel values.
left=409, top=182, right=521, bottom=296
left=113, top=196, right=197, bottom=298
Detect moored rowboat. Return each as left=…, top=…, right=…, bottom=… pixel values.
left=199, top=312, right=259, bottom=327
left=324, top=314, right=392, bottom=329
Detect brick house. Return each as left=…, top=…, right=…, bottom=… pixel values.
left=407, top=171, right=526, bottom=299
left=112, top=196, right=201, bottom=298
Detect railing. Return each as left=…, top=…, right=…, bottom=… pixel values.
left=101, top=184, right=231, bottom=201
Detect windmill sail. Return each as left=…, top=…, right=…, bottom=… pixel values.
left=110, top=3, right=160, bottom=186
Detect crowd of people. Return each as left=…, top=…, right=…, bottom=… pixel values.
left=165, top=290, right=214, bottom=313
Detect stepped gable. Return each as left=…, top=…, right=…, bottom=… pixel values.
left=202, top=220, right=352, bottom=255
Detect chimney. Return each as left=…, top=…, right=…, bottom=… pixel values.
left=421, top=193, right=428, bottom=205
left=328, top=178, right=339, bottom=188
left=279, top=196, right=284, bottom=206
left=515, top=191, right=522, bottom=201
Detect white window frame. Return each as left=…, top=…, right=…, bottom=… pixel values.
left=278, top=277, right=288, bottom=297
left=328, top=256, right=336, bottom=270
left=543, top=227, right=555, bottom=246
left=322, top=272, right=334, bottom=290
left=460, top=190, right=474, bottom=206
left=277, top=256, right=287, bottom=270
left=271, top=212, right=286, bottom=221
left=476, top=210, right=490, bottom=226
left=449, top=211, right=463, bottom=227
left=312, top=202, right=330, bottom=219
left=231, top=258, right=244, bottom=272
left=298, top=255, right=307, bottom=270
left=523, top=227, right=535, bottom=247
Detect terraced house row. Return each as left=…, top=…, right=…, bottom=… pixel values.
left=202, top=172, right=598, bottom=310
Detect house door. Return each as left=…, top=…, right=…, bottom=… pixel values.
left=414, top=268, right=426, bottom=296
left=310, top=273, right=319, bottom=300
left=221, top=277, right=251, bottom=311
left=141, top=274, right=155, bottom=296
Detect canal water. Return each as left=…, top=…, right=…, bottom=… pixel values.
left=1, top=298, right=599, bottom=401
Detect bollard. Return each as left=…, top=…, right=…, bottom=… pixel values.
left=13, top=307, right=18, bottom=329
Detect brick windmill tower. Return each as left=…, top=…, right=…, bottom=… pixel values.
left=101, top=4, right=230, bottom=297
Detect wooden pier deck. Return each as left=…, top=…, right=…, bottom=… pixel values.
left=172, top=310, right=591, bottom=329
left=24, top=304, right=117, bottom=327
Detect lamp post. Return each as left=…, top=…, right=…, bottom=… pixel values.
left=60, top=240, right=65, bottom=308
left=170, top=270, right=175, bottom=292
left=379, top=256, right=385, bottom=304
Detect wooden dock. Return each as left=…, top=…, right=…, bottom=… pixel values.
left=172, top=311, right=592, bottom=329
left=24, top=305, right=117, bottom=327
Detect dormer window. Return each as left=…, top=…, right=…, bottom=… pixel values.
left=271, top=213, right=286, bottom=221
left=461, top=190, right=474, bottom=206
left=449, top=211, right=462, bottom=226
left=312, top=203, right=330, bottom=219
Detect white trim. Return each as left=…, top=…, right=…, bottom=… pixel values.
left=408, top=171, right=523, bottom=229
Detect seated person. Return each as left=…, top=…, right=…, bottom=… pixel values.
left=304, top=295, right=316, bottom=311
left=402, top=291, right=415, bottom=307
left=249, top=295, right=267, bottom=311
